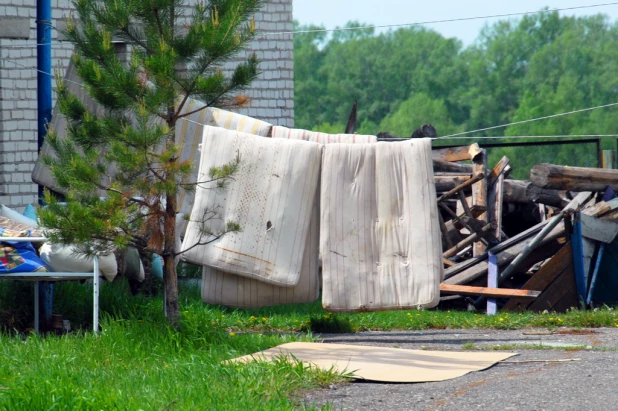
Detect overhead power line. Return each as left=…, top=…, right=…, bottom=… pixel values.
left=4, top=57, right=618, bottom=141
left=1, top=1, right=617, bottom=47
left=263, top=1, right=618, bottom=37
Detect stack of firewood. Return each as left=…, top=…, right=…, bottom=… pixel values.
left=433, top=144, right=618, bottom=313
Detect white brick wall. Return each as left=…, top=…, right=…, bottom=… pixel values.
left=0, top=0, right=294, bottom=209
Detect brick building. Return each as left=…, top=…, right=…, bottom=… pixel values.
left=0, top=0, right=294, bottom=209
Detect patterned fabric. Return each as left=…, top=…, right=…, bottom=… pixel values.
left=0, top=228, right=47, bottom=274
left=271, top=126, right=377, bottom=144
left=0, top=217, right=42, bottom=237
left=181, top=125, right=322, bottom=287
left=320, top=139, right=442, bottom=312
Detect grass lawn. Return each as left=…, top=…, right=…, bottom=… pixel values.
left=0, top=279, right=617, bottom=409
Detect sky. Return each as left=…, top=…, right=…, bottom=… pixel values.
left=293, top=0, right=618, bottom=45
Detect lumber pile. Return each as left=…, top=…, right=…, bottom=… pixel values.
left=433, top=148, right=618, bottom=313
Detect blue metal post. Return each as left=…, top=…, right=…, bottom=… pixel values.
left=37, top=0, right=54, bottom=332
left=571, top=211, right=587, bottom=307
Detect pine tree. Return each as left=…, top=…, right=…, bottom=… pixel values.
left=39, top=0, right=263, bottom=328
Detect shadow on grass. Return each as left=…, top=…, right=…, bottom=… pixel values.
left=302, top=314, right=355, bottom=334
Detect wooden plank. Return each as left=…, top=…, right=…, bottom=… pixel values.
left=432, top=143, right=482, bottom=162
left=472, top=149, right=488, bottom=256
left=443, top=222, right=496, bottom=258
left=447, top=192, right=592, bottom=286
left=550, top=283, right=580, bottom=313
left=444, top=220, right=547, bottom=280
left=440, top=284, right=541, bottom=299
left=527, top=264, right=577, bottom=312
left=437, top=172, right=484, bottom=203
left=487, top=156, right=510, bottom=188
left=501, top=243, right=573, bottom=311
left=488, top=168, right=505, bottom=240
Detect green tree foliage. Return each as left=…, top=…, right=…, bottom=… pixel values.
left=39, top=0, right=262, bottom=328
left=294, top=11, right=618, bottom=147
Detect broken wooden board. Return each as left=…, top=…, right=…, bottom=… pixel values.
left=526, top=263, right=578, bottom=313
left=501, top=243, right=573, bottom=311
left=229, top=342, right=516, bottom=383
left=440, top=284, right=541, bottom=299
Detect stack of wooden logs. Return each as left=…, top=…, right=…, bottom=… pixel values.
left=433, top=144, right=618, bottom=313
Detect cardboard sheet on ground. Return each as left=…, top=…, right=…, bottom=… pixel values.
left=230, top=342, right=516, bottom=383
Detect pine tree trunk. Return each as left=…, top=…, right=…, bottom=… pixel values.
left=163, top=189, right=180, bottom=328
left=163, top=253, right=180, bottom=328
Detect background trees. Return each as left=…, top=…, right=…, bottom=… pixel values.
left=294, top=11, right=618, bottom=142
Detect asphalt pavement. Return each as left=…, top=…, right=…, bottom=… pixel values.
left=301, top=328, right=618, bottom=410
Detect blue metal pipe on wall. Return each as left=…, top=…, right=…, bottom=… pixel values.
left=37, top=0, right=54, bottom=330
left=37, top=0, right=52, bottom=146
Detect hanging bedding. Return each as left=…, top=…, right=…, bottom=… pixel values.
left=181, top=125, right=322, bottom=287
left=320, top=138, right=443, bottom=312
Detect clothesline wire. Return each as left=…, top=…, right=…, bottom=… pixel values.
left=1, top=0, right=617, bottom=47
left=439, top=102, right=618, bottom=138
left=4, top=57, right=618, bottom=142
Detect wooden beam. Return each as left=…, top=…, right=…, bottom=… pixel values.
left=440, top=284, right=541, bottom=299
left=487, top=156, right=510, bottom=188
left=472, top=149, right=488, bottom=256
left=502, top=180, right=568, bottom=207
left=530, top=163, right=618, bottom=192
left=437, top=173, right=484, bottom=203
left=435, top=175, right=471, bottom=192
left=432, top=143, right=482, bottom=162
left=444, top=193, right=607, bottom=286
left=443, top=222, right=496, bottom=258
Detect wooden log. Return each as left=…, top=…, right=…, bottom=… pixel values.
left=472, top=149, right=488, bottom=256
left=503, top=180, right=568, bottom=208
left=440, top=284, right=541, bottom=299
left=530, top=163, right=618, bottom=192
left=435, top=175, right=471, bottom=193
left=433, top=160, right=474, bottom=174
left=432, top=143, right=482, bottom=162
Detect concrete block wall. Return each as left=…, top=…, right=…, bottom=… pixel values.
left=0, top=0, right=293, bottom=210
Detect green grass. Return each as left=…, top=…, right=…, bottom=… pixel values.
left=1, top=279, right=618, bottom=409
left=0, top=281, right=345, bottom=410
